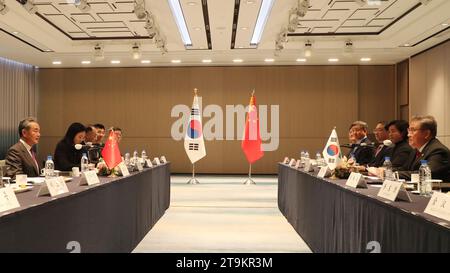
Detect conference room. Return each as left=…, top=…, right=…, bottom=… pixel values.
left=1, top=0, right=449, bottom=255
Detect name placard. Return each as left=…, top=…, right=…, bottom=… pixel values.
left=79, top=170, right=100, bottom=186
left=0, top=187, right=20, bottom=213
left=160, top=156, right=167, bottom=164
left=283, top=157, right=290, bottom=164
left=346, top=172, right=367, bottom=188
left=146, top=159, right=153, bottom=168
left=304, top=159, right=313, bottom=172
left=118, top=162, right=130, bottom=177
left=136, top=161, right=144, bottom=171
left=37, top=177, right=69, bottom=197
left=154, top=157, right=161, bottom=166
left=317, top=166, right=330, bottom=178
left=294, top=159, right=301, bottom=169
left=424, top=192, right=450, bottom=221
left=289, top=159, right=297, bottom=167
left=377, top=180, right=411, bottom=202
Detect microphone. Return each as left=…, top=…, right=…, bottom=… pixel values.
left=360, top=142, right=376, bottom=148
left=340, top=144, right=355, bottom=148
left=383, top=139, right=393, bottom=147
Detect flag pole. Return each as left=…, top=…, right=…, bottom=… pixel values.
left=187, top=163, right=200, bottom=184
left=243, top=163, right=256, bottom=185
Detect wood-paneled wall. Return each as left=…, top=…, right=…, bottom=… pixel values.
left=37, top=65, right=395, bottom=174
left=410, top=40, right=450, bottom=148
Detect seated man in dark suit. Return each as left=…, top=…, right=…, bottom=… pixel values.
left=398, top=115, right=450, bottom=181
left=5, top=117, right=41, bottom=178
left=347, top=121, right=375, bottom=165
left=369, top=121, right=392, bottom=167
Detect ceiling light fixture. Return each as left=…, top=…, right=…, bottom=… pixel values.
left=168, top=0, right=193, bottom=46
left=296, top=58, right=306, bottom=62
left=171, top=60, right=181, bottom=64
left=0, top=0, right=9, bottom=15
left=111, top=60, right=121, bottom=64
left=328, top=58, right=339, bottom=62
left=296, top=0, right=310, bottom=17
left=81, top=60, right=91, bottom=65
left=233, top=59, right=243, bottom=63
left=19, top=0, right=38, bottom=14
left=52, top=61, right=61, bottom=65
left=75, top=0, right=91, bottom=12
left=250, top=0, right=275, bottom=45
left=202, top=59, right=212, bottom=63
left=131, top=43, right=141, bottom=60
left=264, top=58, right=275, bottom=62
left=141, top=60, right=151, bottom=64
left=360, top=57, right=371, bottom=62
left=442, top=23, right=449, bottom=27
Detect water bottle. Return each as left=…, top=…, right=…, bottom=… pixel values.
left=304, top=151, right=310, bottom=160
left=316, top=151, right=324, bottom=166
left=300, top=150, right=305, bottom=163
left=44, top=155, right=55, bottom=179
left=81, top=153, right=89, bottom=173
left=125, top=152, right=130, bottom=166
left=419, top=160, right=432, bottom=196
left=141, top=150, right=147, bottom=160
left=382, top=157, right=393, bottom=181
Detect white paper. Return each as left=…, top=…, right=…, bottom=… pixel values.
left=137, top=161, right=144, bottom=171
left=294, top=159, right=301, bottom=169
left=146, top=159, right=153, bottom=168
left=38, top=177, right=69, bottom=197
left=424, top=192, right=450, bottom=221
left=154, top=157, right=161, bottom=166
left=27, top=177, right=45, bottom=184
left=289, top=159, right=296, bottom=167
left=304, top=159, right=313, bottom=172
left=283, top=157, right=290, bottom=164
left=0, top=187, right=20, bottom=213
left=346, top=172, right=367, bottom=188
left=377, top=180, right=411, bottom=202
left=118, top=162, right=130, bottom=177
left=160, top=156, right=167, bottom=164
left=79, top=170, right=100, bottom=186
left=317, top=166, right=330, bottom=178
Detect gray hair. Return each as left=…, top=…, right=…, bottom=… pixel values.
left=411, top=115, right=437, bottom=138
left=18, top=117, right=38, bottom=137
left=350, top=120, right=368, bottom=132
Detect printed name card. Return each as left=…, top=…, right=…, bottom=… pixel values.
left=79, top=170, right=100, bottom=186
left=377, top=180, right=411, bottom=202
left=160, top=156, right=167, bottom=164
left=136, top=160, right=144, bottom=171
left=317, top=166, right=330, bottom=178
left=37, top=177, right=69, bottom=197
left=294, top=159, right=301, bottom=169
left=118, top=162, right=130, bottom=177
left=283, top=157, right=290, bottom=164
left=154, top=157, right=161, bottom=166
left=424, top=192, right=450, bottom=221
left=289, top=159, right=297, bottom=167
left=346, top=172, right=367, bottom=189
left=0, top=187, right=20, bottom=213
left=146, top=159, right=153, bottom=168
left=304, top=159, right=313, bottom=172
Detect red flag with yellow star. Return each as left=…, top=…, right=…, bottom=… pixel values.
left=101, top=129, right=122, bottom=169
left=241, top=93, right=264, bottom=163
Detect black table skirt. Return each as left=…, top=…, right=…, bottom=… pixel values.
left=0, top=163, right=170, bottom=253
left=278, top=163, right=450, bottom=253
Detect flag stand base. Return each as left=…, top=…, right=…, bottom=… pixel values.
left=243, top=164, right=256, bottom=185
left=187, top=163, right=200, bottom=184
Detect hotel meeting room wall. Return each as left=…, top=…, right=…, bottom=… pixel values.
left=410, top=40, right=450, bottom=149
left=37, top=65, right=395, bottom=174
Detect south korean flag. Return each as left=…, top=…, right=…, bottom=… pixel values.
left=322, top=128, right=342, bottom=170
left=184, top=91, right=206, bottom=164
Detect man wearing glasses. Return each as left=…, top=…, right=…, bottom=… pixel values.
left=398, top=115, right=450, bottom=181
left=370, top=121, right=392, bottom=167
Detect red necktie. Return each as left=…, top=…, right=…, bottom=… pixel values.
left=30, top=149, right=39, bottom=170
left=415, top=150, right=422, bottom=160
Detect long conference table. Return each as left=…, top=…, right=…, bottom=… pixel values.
left=278, top=163, right=450, bottom=253
left=0, top=163, right=170, bottom=253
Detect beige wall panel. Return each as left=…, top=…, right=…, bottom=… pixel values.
left=38, top=65, right=394, bottom=173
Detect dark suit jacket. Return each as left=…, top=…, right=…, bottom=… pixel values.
left=347, top=137, right=375, bottom=165
left=54, top=140, right=83, bottom=171
left=369, top=144, right=392, bottom=167
left=390, top=140, right=414, bottom=170
left=398, top=138, right=450, bottom=181
left=5, top=141, right=40, bottom=178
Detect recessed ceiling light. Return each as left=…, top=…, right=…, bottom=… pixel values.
left=52, top=61, right=61, bottom=65
left=202, top=59, right=212, bottom=63
left=403, top=43, right=410, bottom=47
left=12, top=31, right=19, bottom=35
left=194, top=27, right=202, bottom=31
left=44, top=49, right=52, bottom=52
left=187, top=1, right=197, bottom=6
left=296, top=58, right=306, bottom=62
left=442, top=23, right=449, bottom=27
left=360, top=57, right=371, bottom=62
left=81, top=60, right=91, bottom=65
left=171, top=60, right=181, bottom=63
left=246, top=0, right=256, bottom=4
left=111, top=60, right=121, bottom=64
left=241, top=27, right=249, bottom=30
left=264, top=58, right=274, bottom=62
left=328, top=58, right=339, bottom=62
left=233, top=59, right=243, bottom=63
left=141, top=60, right=151, bottom=64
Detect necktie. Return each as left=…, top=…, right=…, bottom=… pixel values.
left=415, top=150, right=422, bottom=160
left=375, top=145, right=383, bottom=156
left=30, top=149, right=39, bottom=170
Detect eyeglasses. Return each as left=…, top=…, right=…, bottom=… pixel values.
left=408, top=128, right=423, bottom=133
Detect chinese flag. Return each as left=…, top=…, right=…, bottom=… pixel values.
left=101, top=130, right=122, bottom=169
left=241, top=94, right=264, bottom=164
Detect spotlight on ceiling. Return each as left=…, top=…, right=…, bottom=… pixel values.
left=19, top=0, right=38, bottom=14
left=132, top=43, right=141, bottom=60
left=287, top=8, right=299, bottom=33
left=304, top=40, right=312, bottom=57
left=344, top=40, right=353, bottom=54
left=134, top=0, right=147, bottom=20
left=296, top=0, right=310, bottom=17
left=0, top=1, right=9, bottom=15
left=93, top=44, right=104, bottom=61
left=75, top=0, right=91, bottom=12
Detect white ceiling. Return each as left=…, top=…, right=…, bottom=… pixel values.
left=0, top=0, right=449, bottom=67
